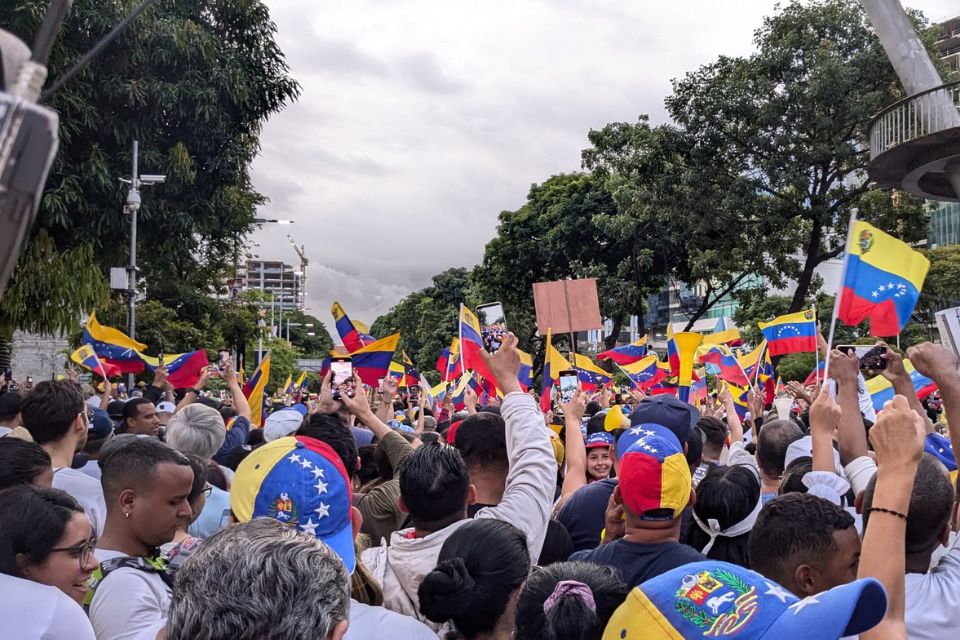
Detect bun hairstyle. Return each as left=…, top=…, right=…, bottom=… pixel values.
left=514, top=561, right=629, bottom=640
left=418, top=519, right=530, bottom=638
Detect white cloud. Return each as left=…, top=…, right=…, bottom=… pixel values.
left=251, top=0, right=958, bottom=339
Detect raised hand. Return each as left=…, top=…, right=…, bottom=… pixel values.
left=560, top=389, right=587, bottom=424
left=809, top=384, right=841, bottom=437
left=479, top=332, right=522, bottom=395
left=907, top=342, right=959, bottom=383
left=870, top=394, right=925, bottom=472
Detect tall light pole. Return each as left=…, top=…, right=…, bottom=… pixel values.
left=288, top=235, right=308, bottom=311
left=120, top=140, right=165, bottom=388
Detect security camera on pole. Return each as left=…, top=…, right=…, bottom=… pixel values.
left=119, top=140, right=164, bottom=388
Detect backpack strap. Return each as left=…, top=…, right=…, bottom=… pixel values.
left=83, top=553, right=176, bottom=610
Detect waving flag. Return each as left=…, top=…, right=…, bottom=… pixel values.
left=70, top=345, right=110, bottom=378
left=401, top=352, right=420, bottom=387
left=597, top=336, right=649, bottom=365
left=295, top=371, right=308, bottom=391
left=698, top=344, right=750, bottom=386
left=728, top=383, right=751, bottom=419
left=866, top=359, right=938, bottom=412
left=243, top=354, right=271, bottom=428
left=459, top=305, right=497, bottom=387
left=838, top=221, right=929, bottom=336
left=388, top=361, right=406, bottom=385
left=573, top=354, right=613, bottom=391
left=82, top=312, right=147, bottom=374
left=436, top=338, right=463, bottom=383
left=331, top=301, right=375, bottom=352
left=738, top=341, right=773, bottom=383
left=619, top=355, right=666, bottom=389
left=758, top=310, right=818, bottom=356
left=350, top=333, right=401, bottom=387
left=518, top=349, right=534, bottom=391
left=140, top=350, right=209, bottom=389
left=648, top=378, right=678, bottom=396
left=666, top=325, right=681, bottom=376
left=540, top=329, right=572, bottom=412
left=702, top=317, right=743, bottom=347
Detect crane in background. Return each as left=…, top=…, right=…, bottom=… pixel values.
left=287, top=235, right=308, bottom=311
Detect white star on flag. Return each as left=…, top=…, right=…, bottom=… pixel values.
left=788, top=595, right=820, bottom=614
left=287, top=454, right=302, bottom=464
left=314, top=479, right=328, bottom=495
left=871, top=290, right=879, bottom=298
left=311, top=467, right=325, bottom=480
left=300, top=459, right=313, bottom=470
left=764, top=582, right=792, bottom=604
left=314, top=502, right=331, bottom=519
left=299, top=518, right=319, bottom=536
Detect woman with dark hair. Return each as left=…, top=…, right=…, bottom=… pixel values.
left=686, top=464, right=761, bottom=568
left=0, top=485, right=98, bottom=604
left=0, top=437, right=53, bottom=489
left=514, top=561, right=629, bottom=640
left=418, top=519, right=530, bottom=639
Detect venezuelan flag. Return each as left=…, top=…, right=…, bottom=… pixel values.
left=648, top=378, right=678, bottom=396
left=666, top=325, right=680, bottom=376
left=691, top=378, right=708, bottom=404
left=331, top=301, right=375, bottom=352
left=243, top=354, right=271, bottom=428
left=70, top=345, right=110, bottom=378
left=350, top=333, right=400, bottom=387
left=619, top=355, right=666, bottom=389
left=540, top=329, right=572, bottom=412
left=702, top=317, right=743, bottom=347
left=459, top=305, right=497, bottom=387
left=698, top=344, right=750, bottom=387
left=573, top=354, right=613, bottom=391
left=803, top=360, right=826, bottom=386
left=82, top=312, right=147, bottom=374
left=838, top=221, right=930, bottom=337
left=518, top=348, right=534, bottom=391
left=280, top=374, right=293, bottom=396
left=727, top=382, right=751, bottom=419
left=429, top=381, right=448, bottom=410
left=758, top=310, right=818, bottom=356
left=435, top=338, right=463, bottom=383
left=140, top=350, right=209, bottom=389
left=866, top=359, right=938, bottom=412
left=738, top=341, right=773, bottom=383
left=596, top=336, right=649, bottom=365
left=401, top=351, right=420, bottom=387
left=295, top=371, right=308, bottom=391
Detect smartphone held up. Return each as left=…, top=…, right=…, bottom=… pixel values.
left=558, top=369, right=579, bottom=404
left=837, top=345, right=887, bottom=371
left=331, top=357, right=355, bottom=400
left=476, top=302, right=508, bottom=354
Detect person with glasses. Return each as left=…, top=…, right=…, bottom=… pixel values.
left=0, top=485, right=97, bottom=639
left=19, top=380, right=108, bottom=538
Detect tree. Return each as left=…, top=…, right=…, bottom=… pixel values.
left=666, top=0, right=934, bottom=314
left=255, top=337, right=301, bottom=391
left=277, top=309, right=332, bottom=358
left=0, top=0, right=300, bottom=338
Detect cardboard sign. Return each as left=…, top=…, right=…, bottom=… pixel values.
left=532, top=279, right=603, bottom=335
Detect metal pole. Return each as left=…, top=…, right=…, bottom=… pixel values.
left=127, top=140, right=139, bottom=390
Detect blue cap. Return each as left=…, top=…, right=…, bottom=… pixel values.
left=629, top=395, right=698, bottom=445
left=616, top=422, right=680, bottom=461
left=585, top=432, right=615, bottom=449
left=290, top=403, right=308, bottom=416
left=605, top=561, right=887, bottom=639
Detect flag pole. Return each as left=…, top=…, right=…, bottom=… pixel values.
left=814, top=307, right=821, bottom=387
left=752, top=341, right=766, bottom=388
left=458, top=304, right=464, bottom=377
left=823, top=208, right=859, bottom=381
left=614, top=362, right=643, bottom=391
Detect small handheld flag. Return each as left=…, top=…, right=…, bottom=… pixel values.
left=70, top=344, right=108, bottom=378
left=758, top=310, right=818, bottom=356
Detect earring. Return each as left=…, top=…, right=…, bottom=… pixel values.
left=124, top=511, right=130, bottom=519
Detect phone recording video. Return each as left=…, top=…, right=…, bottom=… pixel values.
left=409, top=384, right=420, bottom=407
left=558, top=369, right=579, bottom=404
left=331, top=357, right=355, bottom=400
left=477, top=302, right=508, bottom=354
left=217, top=349, right=230, bottom=371
left=837, top=345, right=887, bottom=370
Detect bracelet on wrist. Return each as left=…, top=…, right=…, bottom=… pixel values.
left=866, top=506, right=908, bottom=520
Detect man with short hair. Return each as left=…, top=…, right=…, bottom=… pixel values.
left=19, top=381, right=107, bottom=536
left=728, top=417, right=803, bottom=502
left=0, top=390, right=22, bottom=436
left=89, top=438, right=194, bottom=640
left=361, top=335, right=555, bottom=627
left=166, top=519, right=350, bottom=640
left=748, top=492, right=860, bottom=597
left=569, top=427, right=704, bottom=585
left=120, top=398, right=160, bottom=437
left=692, top=415, right=727, bottom=487
left=231, top=424, right=435, bottom=639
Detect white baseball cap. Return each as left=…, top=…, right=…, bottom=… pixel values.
left=156, top=401, right=177, bottom=414
left=264, top=408, right=305, bottom=442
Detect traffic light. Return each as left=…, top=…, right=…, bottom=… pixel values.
left=0, top=27, right=60, bottom=299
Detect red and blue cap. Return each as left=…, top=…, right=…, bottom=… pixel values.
left=603, top=560, right=887, bottom=639
left=231, top=435, right=355, bottom=573
left=585, top=432, right=615, bottom=449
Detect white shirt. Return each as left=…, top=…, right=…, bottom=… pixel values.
left=79, top=459, right=102, bottom=480
left=89, top=549, right=172, bottom=640
left=904, top=538, right=960, bottom=639
left=52, top=467, right=107, bottom=538
left=0, top=573, right=96, bottom=639
left=346, top=599, right=438, bottom=640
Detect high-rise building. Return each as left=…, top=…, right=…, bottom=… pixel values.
left=927, top=15, right=960, bottom=248
left=240, top=260, right=302, bottom=311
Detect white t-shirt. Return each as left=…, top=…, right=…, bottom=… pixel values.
left=904, top=538, right=960, bottom=639
left=0, top=573, right=96, bottom=639
left=346, top=599, right=437, bottom=640
left=52, top=467, right=106, bottom=537
left=89, top=549, right=172, bottom=640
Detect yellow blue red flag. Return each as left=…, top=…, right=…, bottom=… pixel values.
left=243, top=354, right=271, bottom=428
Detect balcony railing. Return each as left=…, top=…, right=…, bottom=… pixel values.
left=869, top=81, right=960, bottom=160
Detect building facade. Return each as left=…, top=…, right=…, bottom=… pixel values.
left=237, top=260, right=302, bottom=312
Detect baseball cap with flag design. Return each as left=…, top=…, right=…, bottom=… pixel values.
left=602, top=560, right=886, bottom=639
left=618, top=426, right=690, bottom=521
left=231, top=435, right=355, bottom=573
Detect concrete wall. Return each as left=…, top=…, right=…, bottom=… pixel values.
left=10, top=331, right=70, bottom=381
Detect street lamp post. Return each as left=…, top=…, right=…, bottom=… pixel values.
left=286, top=321, right=314, bottom=341
left=120, top=140, right=165, bottom=388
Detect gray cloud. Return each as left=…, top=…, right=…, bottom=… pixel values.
left=253, top=0, right=957, bottom=342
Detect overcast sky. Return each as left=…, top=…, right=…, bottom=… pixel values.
left=251, top=0, right=958, bottom=339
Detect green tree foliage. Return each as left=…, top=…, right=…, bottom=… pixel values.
left=666, top=0, right=933, bottom=314
left=276, top=309, right=333, bottom=358
left=259, top=337, right=301, bottom=391
left=0, top=0, right=299, bottom=335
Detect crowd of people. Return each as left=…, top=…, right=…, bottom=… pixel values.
left=0, top=331, right=958, bottom=639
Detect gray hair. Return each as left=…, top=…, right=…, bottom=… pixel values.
left=166, top=518, right=350, bottom=640
left=165, top=404, right=226, bottom=461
